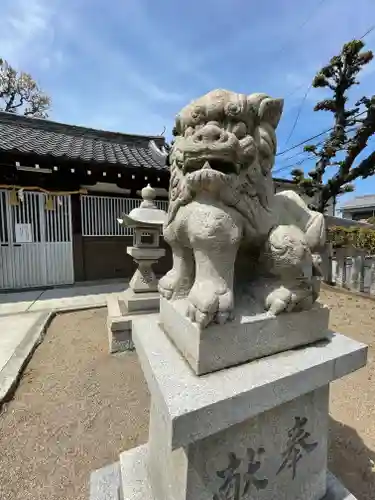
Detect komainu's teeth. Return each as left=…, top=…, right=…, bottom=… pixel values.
left=202, top=161, right=212, bottom=170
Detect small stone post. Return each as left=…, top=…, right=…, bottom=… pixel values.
left=369, top=259, right=375, bottom=296
left=334, top=247, right=349, bottom=287
left=349, top=250, right=366, bottom=293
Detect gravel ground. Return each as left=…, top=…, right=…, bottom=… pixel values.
left=322, top=287, right=375, bottom=500
left=0, top=288, right=374, bottom=500
left=0, top=308, right=149, bottom=500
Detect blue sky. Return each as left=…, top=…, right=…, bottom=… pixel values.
left=1, top=0, right=375, bottom=209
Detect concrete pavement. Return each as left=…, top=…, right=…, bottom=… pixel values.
left=0, top=280, right=127, bottom=316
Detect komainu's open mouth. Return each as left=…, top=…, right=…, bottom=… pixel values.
left=206, top=160, right=237, bottom=174
left=183, top=157, right=238, bottom=175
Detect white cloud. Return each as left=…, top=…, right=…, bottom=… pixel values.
left=3, top=0, right=372, bottom=141
left=123, top=67, right=186, bottom=103
left=39, top=49, right=66, bottom=72
left=52, top=14, right=187, bottom=106
left=0, top=0, right=56, bottom=68
left=106, top=0, right=214, bottom=87
left=85, top=107, right=171, bottom=136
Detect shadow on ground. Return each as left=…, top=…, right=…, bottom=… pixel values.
left=329, top=416, right=375, bottom=500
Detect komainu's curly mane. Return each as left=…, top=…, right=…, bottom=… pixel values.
left=165, top=90, right=284, bottom=243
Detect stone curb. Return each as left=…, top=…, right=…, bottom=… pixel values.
left=0, top=311, right=54, bottom=407
left=43, top=302, right=107, bottom=314
left=0, top=301, right=107, bottom=318
left=321, top=281, right=375, bottom=302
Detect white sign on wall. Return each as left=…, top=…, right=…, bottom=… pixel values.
left=15, top=223, right=33, bottom=243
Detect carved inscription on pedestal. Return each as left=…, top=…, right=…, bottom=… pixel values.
left=212, top=416, right=318, bottom=498
left=277, top=416, right=318, bottom=480
left=213, top=448, right=268, bottom=500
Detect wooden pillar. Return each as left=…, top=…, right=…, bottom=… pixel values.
left=71, top=193, right=85, bottom=282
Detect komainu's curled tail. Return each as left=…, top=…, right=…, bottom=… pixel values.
left=273, top=190, right=326, bottom=251
left=258, top=190, right=326, bottom=315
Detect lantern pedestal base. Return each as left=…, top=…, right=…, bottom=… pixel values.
left=106, top=290, right=160, bottom=353
left=127, top=246, right=165, bottom=294
left=129, top=263, right=159, bottom=293
left=122, top=289, right=160, bottom=313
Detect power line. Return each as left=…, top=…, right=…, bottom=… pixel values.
left=277, top=111, right=366, bottom=157
left=277, top=143, right=321, bottom=163
left=278, top=23, right=375, bottom=156
left=278, top=132, right=332, bottom=163
left=270, top=0, right=332, bottom=62
left=273, top=0, right=333, bottom=147
left=277, top=150, right=307, bottom=163
left=283, top=84, right=313, bottom=147
left=360, top=25, right=375, bottom=40
left=284, top=83, right=307, bottom=100
left=295, top=0, right=332, bottom=31
left=274, top=123, right=365, bottom=177
left=276, top=127, right=332, bottom=156
left=274, top=156, right=315, bottom=175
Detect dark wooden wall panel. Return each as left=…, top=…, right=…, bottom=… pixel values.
left=80, top=236, right=172, bottom=282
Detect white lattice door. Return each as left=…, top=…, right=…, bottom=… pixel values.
left=0, top=190, right=74, bottom=290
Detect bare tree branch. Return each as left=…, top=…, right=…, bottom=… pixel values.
left=0, top=59, right=51, bottom=118
left=292, top=40, right=375, bottom=212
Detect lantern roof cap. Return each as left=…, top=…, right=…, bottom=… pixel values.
left=118, top=184, right=167, bottom=227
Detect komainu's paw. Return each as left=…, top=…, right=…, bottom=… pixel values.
left=265, top=285, right=314, bottom=315
left=265, top=286, right=294, bottom=315
left=158, top=270, right=182, bottom=300
left=186, top=280, right=234, bottom=328
left=158, top=270, right=193, bottom=300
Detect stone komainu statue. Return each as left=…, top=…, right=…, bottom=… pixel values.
left=159, top=89, right=325, bottom=327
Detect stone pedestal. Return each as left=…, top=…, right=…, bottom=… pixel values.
left=91, top=310, right=367, bottom=500
left=159, top=296, right=330, bottom=375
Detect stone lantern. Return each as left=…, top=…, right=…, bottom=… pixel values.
left=117, top=184, right=166, bottom=312
left=106, top=185, right=167, bottom=354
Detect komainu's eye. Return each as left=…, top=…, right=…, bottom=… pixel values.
left=225, top=102, right=241, bottom=117
left=190, top=106, right=206, bottom=123
left=232, top=122, right=247, bottom=139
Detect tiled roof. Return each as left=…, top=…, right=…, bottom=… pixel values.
left=273, top=177, right=296, bottom=184
left=325, top=215, right=373, bottom=228
left=341, top=194, right=375, bottom=210
left=0, top=111, right=167, bottom=171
